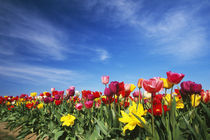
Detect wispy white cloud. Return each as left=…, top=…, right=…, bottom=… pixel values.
left=0, top=2, right=70, bottom=60
left=0, top=1, right=110, bottom=62
left=0, top=62, right=87, bottom=85
left=95, top=49, right=110, bottom=61
left=86, top=0, right=209, bottom=61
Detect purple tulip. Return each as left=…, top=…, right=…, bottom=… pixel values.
left=104, top=87, right=112, bottom=97
left=54, top=94, right=60, bottom=100
left=191, top=83, right=202, bottom=94
left=181, top=81, right=202, bottom=95
left=88, top=94, right=95, bottom=100
left=109, top=81, right=119, bottom=94
left=44, top=97, right=50, bottom=103
left=50, top=97, right=54, bottom=102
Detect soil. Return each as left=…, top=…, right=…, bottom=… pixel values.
left=0, top=122, right=37, bottom=140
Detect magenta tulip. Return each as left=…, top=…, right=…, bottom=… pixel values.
left=88, top=94, right=95, bottom=100
left=181, top=81, right=202, bottom=95
left=166, top=71, right=185, bottom=84
left=84, top=101, right=93, bottom=109
left=54, top=94, right=60, bottom=100
left=191, top=83, right=202, bottom=94
left=143, top=77, right=163, bottom=94
left=101, top=76, right=110, bottom=85
left=133, top=91, right=141, bottom=97
left=109, top=81, right=119, bottom=94
left=104, top=87, right=112, bottom=97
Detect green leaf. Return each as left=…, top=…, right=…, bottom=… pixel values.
left=95, top=118, right=110, bottom=137
left=132, top=113, right=152, bottom=136
left=54, top=130, right=64, bottom=140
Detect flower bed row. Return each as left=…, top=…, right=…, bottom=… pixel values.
left=0, top=71, right=209, bottom=140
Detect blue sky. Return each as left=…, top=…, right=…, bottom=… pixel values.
left=0, top=0, right=210, bottom=96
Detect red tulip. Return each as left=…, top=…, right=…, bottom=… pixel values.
left=84, top=101, right=93, bottom=109
left=166, top=71, right=185, bottom=84
left=55, top=100, right=62, bottom=106
left=201, top=90, right=210, bottom=103
left=148, top=104, right=169, bottom=116
left=101, top=76, right=109, bottom=85
left=143, top=77, right=163, bottom=94
left=75, top=103, right=83, bottom=111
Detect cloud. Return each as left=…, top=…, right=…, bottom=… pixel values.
left=0, top=1, right=110, bottom=62
left=85, top=0, right=209, bottom=61
left=0, top=62, right=87, bottom=85
left=0, top=2, right=71, bottom=61
left=95, top=49, right=110, bottom=61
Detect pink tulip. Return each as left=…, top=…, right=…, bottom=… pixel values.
left=124, top=84, right=131, bottom=92
left=51, top=88, right=55, bottom=92
left=69, top=86, right=75, bottom=90
left=166, top=71, right=185, bottom=84
left=143, top=77, right=163, bottom=94
left=84, top=101, right=93, bottom=109
left=101, top=76, right=109, bottom=85
left=133, top=91, right=141, bottom=98
left=75, top=103, right=83, bottom=111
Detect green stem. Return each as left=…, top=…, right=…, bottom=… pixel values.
left=139, top=88, right=141, bottom=104
left=151, top=93, right=154, bottom=137
left=170, top=85, right=174, bottom=110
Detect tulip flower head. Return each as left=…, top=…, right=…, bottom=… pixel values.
left=75, top=91, right=80, bottom=97
left=160, top=78, right=173, bottom=89
left=75, top=103, right=83, bottom=111
left=201, top=90, right=210, bottom=103
left=104, top=87, right=112, bottom=97
left=166, top=71, right=185, bottom=85
left=109, top=81, right=119, bottom=95
left=181, top=81, right=202, bottom=95
left=101, top=76, right=109, bottom=85
left=137, top=78, right=143, bottom=89
left=143, top=77, right=163, bottom=95
left=84, top=101, right=93, bottom=109
left=51, top=88, right=55, bottom=92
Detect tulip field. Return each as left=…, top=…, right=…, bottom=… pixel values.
left=0, top=71, right=209, bottom=140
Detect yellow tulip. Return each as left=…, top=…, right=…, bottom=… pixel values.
left=6, top=102, right=11, bottom=106
left=119, top=102, right=147, bottom=134
left=30, top=92, right=37, bottom=97
left=37, top=103, right=44, bottom=109
left=130, top=84, right=136, bottom=92
left=191, top=94, right=201, bottom=107
left=60, top=114, right=76, bottom=127
left=163, top=94, right=184, bottom=109
left=160, top=78, right=173, bottom=89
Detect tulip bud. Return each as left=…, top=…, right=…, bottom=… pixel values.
left=137, top=78, right=143, bottom=88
